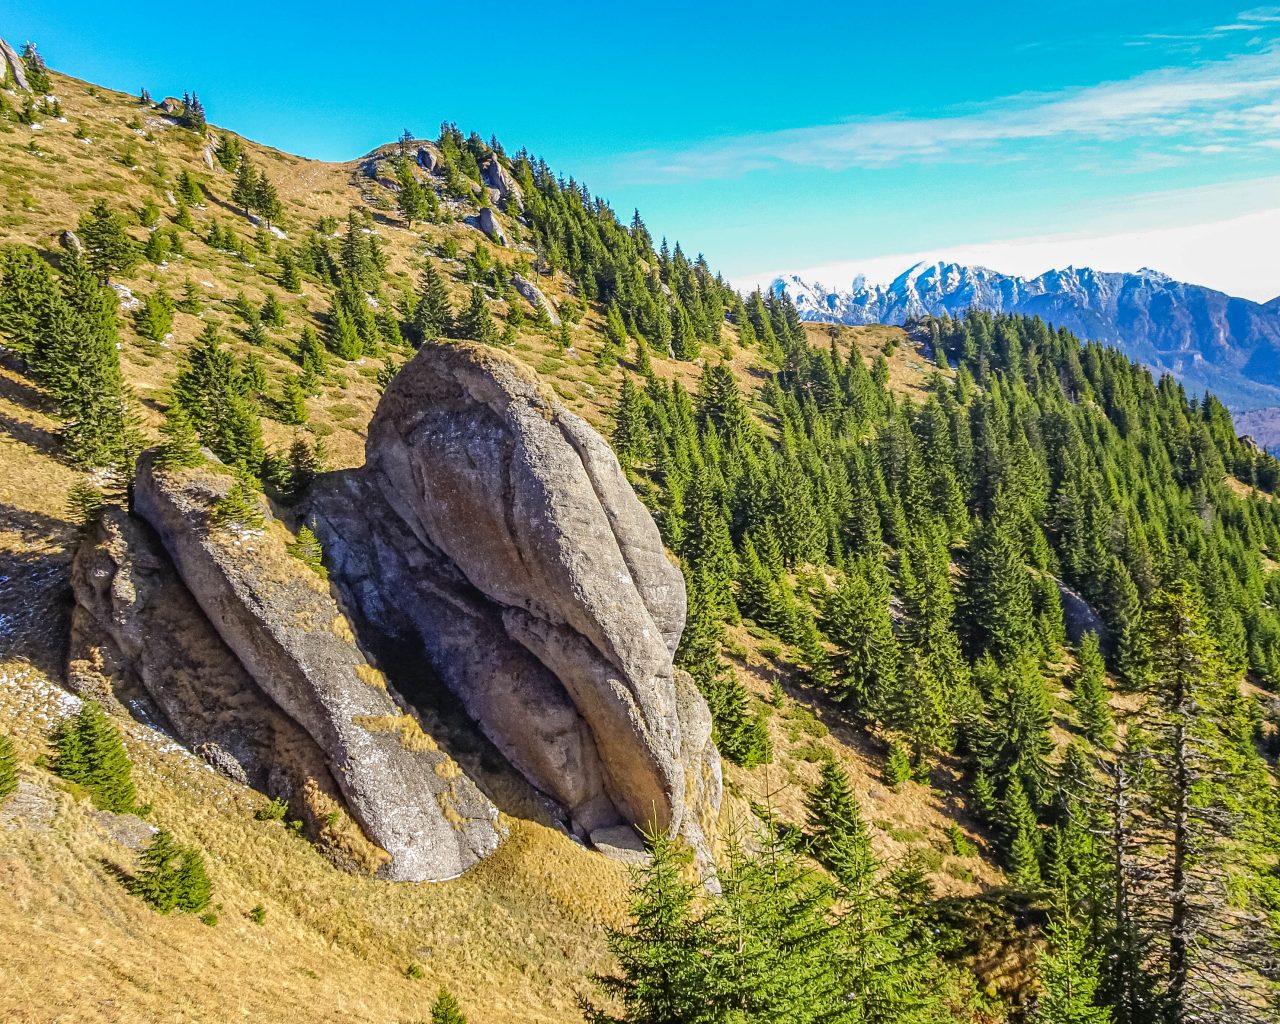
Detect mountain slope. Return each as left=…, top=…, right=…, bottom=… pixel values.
left=0, top=59, right=1005, bottom=1023
left=774, top=262, right=1280, bottom=411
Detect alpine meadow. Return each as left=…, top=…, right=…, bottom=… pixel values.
left=1, top=11, right=1279, bottom=1024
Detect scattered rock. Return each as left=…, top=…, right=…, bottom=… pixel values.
left=0, top=779, right=56, bottom=833
left=108, top=282, right=140, bottom=312
left=92, top=807, right=157, bottom=850
left=132, top=454, right=502, bottom=881
left=511, top=273, right=560, bottom=325
left=59, top=229, right=81, bottom=254
left=477, top=207, right=507, bottom=246
left=0, top=37, right=29, bottom=93
left=589, top=825, right=650, bottom=865
left=416, top=146, right=439, bottom=173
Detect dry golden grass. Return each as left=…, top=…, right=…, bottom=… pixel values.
left=0, top=663, right=627, bottom=1024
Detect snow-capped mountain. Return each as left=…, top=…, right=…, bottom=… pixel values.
left=772, top=262, right=1280, bottom=413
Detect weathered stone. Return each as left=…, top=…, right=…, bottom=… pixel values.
left=416, top=146, right=440, bottom=173
left=511, top=273, right=560, bottom=326
left=1056, top=577, right=1108, bottom=646
left=351, top=342, right=719, bottom=859
left=589, top=825, right=650, bottom=865
left=131, top=454, right=502, bottom=881
left=60, top=229, right=82, bottom=254
left=0, top=37, right=29, bottom=93
left=68, top=508, right=378, bottom=856
left=307, top=470, right=620, bottom=836
left=482, top=158, right=523, bottom=211
left=477, top=206, right=507, bottom=246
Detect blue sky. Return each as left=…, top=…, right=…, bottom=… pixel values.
left=4, top=2, right=1278, bottom=298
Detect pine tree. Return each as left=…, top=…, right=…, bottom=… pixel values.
left=130, top=829, right=185, bottom=913
left=176, top=169, right=203, bottom=206
left=0, top=733, right=18, bottom=804
left=413, top=259, right=453, bottom=342
left=78, top=200, right=138, bottom=281
left=457, top=285, right=497, bottom=344
left=884, top=742, right=911, bottom=787
left=962, top=500, right=1036, bottom=664
left=1031, top=890, right=1113, bottom=1023
left=611, top=376, right=653, bottom=469
left=232, top=158, right=257, bottom=216
left=278, top=375, right=308, bottom=425
left=326, top=306, right=363, bottom=359
left=261, top=290, right=286, bottom=328
left=254, top=173, right=282, bottom=227
left=21, top=42, right=51, bottom=94
left=430, top=990, right=468, bottom=1024
left=174, top=847, right=212, bottom=913
left=823, top=557, right=898, bottom=718
left=279, top=250, right=302, bottom=293
left=1072, top=632, right=1114, bottom=747
left=582, top=832, right=718, bottom=1024
left=212, top=476, right=266, bottom=533
left=1126, top=582, right=1278, bottom=1023
left=157, top=404, right=204, bottom=469
left=805, top=758, right=870, bottom=869
left=76, top=700, right=136, bottom=813
left=172, top=325, right=264, bottom=470
left=288, top=525, right=327, bottom=579
left=397, top=162, right=427, bottom=227
left=134, top=289, right=173, bottom=343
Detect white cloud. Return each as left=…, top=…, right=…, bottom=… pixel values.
left=736, top=204, right=1280, bottom=303
left=619, top=43, right=1280, bottom=181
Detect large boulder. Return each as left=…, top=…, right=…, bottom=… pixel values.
left=511, top=273, right=560, bottom=326
left=132, top=454, right=502, bottom=881
left=313, top=342, right=719, bottom=859
left=482, top=158, right=523, bottom=211
left=0, top=37, right=29, bottom=93
left=477, top=206, right=507, bottom=246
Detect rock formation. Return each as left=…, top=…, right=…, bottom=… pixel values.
left=68, top=508, right=391, bottom=872
left=0, top=37, right=29, bottom=93
left=308, top=342, right=720, bottom=859
left=477, top=206, right=506, bottom=246
left=482, top=158, right=523, bottom=211
left=68, top=344, right=720, bottom=878
left=512, top=273, right=560, bottom=325
left=131, top=454, right=502, bottom=881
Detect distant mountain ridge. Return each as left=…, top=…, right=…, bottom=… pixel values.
left=772, top=262, right=1280, bottom=414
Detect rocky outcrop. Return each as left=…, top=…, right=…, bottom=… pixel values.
left=309, top=342, right=719, bottom=860
left=66, top=508, right=393, bottom=868
left=477, top=207, right=506, bottom=246
left=512, top=273, right=560, bottom=325
left=482, top=158, right=522, bottom=211
left=1056, top=578, right=1108, bottom=646
left=132, top=454, right=502, bottom=881
left=416, top=146, right=440, bottom=173
left=0, top=37, right=29, bottom=93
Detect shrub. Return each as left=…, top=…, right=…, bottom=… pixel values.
left=405, top=963, right=425, bottom=981
left=0, top=733, right=18, bottom=804
left=287, top=526, right=327, bottom=579
left=248, top=903, right=267, bottom=925
left=254, top=796, right=289, bottom=821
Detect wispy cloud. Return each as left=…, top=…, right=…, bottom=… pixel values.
left=617, top=41, right=1280, bottom=181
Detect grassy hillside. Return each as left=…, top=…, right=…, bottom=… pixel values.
left=0, top=68, right=1004, bottom=1022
